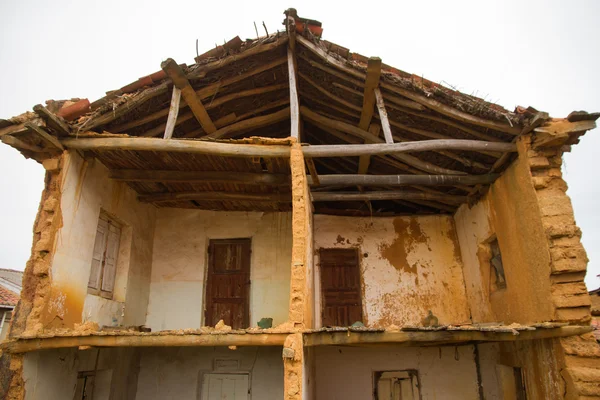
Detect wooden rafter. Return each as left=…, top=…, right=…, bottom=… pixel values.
left=111, top=60, right=287, bottom=133
left=33, top=104, right=70, bottom=137
left=161, top=58, right=216, bottom=134
left=296, top=35, right=521, bottom=135
left=1, top=135, right=44, bottom=153
left=203, top=107, right=290, bottom=140
left=301, top=106, right=467, bottom=175
left=24, top=123, right=64, bottom=151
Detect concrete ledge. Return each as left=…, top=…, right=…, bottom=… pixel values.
left=303, top=325, right=592, bottom=347
left=3, top=332, right=289, bottom=354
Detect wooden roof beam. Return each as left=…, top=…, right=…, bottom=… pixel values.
left=33, top=104, right=70, bottom=137
left=302, top=139, right=516, bottom=158
left=109, top=169, right=290, bottom=185
left=161, top=58, right=216, bottom=134
left=138, top=191, right=291, bottom=204
left=311, top=190, right=466, bottom=204
left=61, top=137, right=291, bottom=158
left=307, top=174, right=500, bottom=187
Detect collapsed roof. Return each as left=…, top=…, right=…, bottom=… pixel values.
left=1, top=9, right=597, bottom=215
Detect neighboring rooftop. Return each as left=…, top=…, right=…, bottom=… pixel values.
left=0, top=286, right=19, bottom=308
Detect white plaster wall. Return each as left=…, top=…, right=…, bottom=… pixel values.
left=24, top=348, right=78, bottom=400
left=135, top=346, right=284, bottom=399
left=313, top=215, right=470, bottom=327
left=146, top=210, right=292, bottom=330
left=454, top=200, right=495, bottom=322
left=48, top=152, right=156, bottom=327
left=23, top=347, right=139, bottom=400
left=315, top=345, right=480, bottom=399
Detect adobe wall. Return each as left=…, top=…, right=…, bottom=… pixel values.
left=145, top=210, right=292, bottom=331
left=313, top=214, right=470, bottom=327
left=41, top=151, right=157, bottom=330
left=135, top=346, right=284, bottom=399
left=454, top=141, right=555, bottom=324
left=314, top=345, right=480, bottom=399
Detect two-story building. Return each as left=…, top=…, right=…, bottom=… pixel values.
left=0, top=9, right=598, bottom=400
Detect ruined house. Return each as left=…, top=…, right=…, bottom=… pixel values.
left=0, top=8, right=599, bottom=399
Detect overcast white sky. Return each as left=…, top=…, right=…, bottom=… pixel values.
left=0, top=0, right=598, bottom=288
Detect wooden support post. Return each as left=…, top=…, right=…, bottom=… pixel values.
left=358, top=57, right=382, bottom=130
left=161, top=58, right=216, bottom=134
left=374, top=88, right=394, bottom=144
left=163, top=87, right=181, bottom=139
left=305, top=158, right=320, bottom=185
left=357, top=124, right=381, bottom=175
left=288, top=47, right=300, bottom=140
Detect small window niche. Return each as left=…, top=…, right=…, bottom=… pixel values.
left=487, top=237, right=506, bottom=293
left=374, top=370, right=420, bottom=400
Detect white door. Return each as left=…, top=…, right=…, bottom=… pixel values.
left=201, top=373, right=249, bottom=400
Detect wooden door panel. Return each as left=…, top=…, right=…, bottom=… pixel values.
left=320, top=248, right=363, bottom=327
left=206, top=239, right=251, bottom=329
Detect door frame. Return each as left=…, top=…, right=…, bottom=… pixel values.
left=318, top=247, right=364, bottom=327
left=204, top=238, right=252, bottom=329
left=198, top=372, right=251, bottom=400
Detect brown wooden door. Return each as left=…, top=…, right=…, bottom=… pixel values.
left=205, top=239, right=251, bottom=329
left=319, top=248, right=363, bottom=327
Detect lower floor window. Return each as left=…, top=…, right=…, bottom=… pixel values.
left=374, top=370, right=420, bottom=400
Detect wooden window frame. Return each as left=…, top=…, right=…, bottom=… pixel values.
left=373, top=369, right=421, bottom=400
left=87, top=213, right=122, bottom=300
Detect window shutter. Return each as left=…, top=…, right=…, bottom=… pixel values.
left=88, top=218, right=108, bottom=290
left=100, top=222, right=121, bottom=297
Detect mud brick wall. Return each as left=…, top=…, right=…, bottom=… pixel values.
left=525, top=137, right=591, bottom=323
